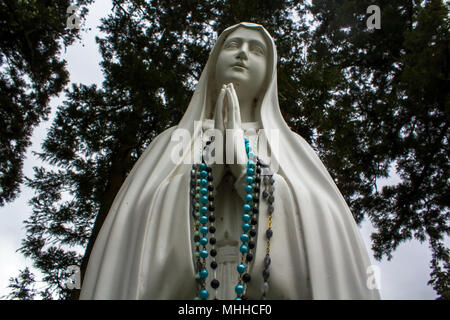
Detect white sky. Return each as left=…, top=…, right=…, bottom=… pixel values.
left=0, top=1, right=442, bottom=299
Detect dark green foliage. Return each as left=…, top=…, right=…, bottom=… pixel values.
left=11, top=0, right=448, bottom=299
left=303, top=0, right=449, bottom=298
left=6, top=267, right=38, bottom=300
left=0, top=0, right=93, bottom=206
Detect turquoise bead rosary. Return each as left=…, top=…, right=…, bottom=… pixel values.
left=190, top=137, right=275, bottom=300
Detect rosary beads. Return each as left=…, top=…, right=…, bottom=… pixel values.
left=190, top=137, right=275, bottom=300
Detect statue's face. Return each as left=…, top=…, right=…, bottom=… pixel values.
left=215, top=27, right=268, bottom=100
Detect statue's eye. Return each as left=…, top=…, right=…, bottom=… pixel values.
left=251, top=45, right=265, bottom=56
left=225, top=41, right=239, bottom=49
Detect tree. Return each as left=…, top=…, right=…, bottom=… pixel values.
left=0, top=0, right=93, bottom=206
left=301, top=0, right=449, bottom=298
left=5, top=267, right=37, bottom=300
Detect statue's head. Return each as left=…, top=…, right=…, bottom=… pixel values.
left=206, top=24, right=274, bottom=114
left=183, top=23, right=275, bottom=121
left=214, top=26, right=269, bottom=105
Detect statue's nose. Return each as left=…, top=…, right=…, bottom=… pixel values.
left=236, top=44, right=248, bottom=60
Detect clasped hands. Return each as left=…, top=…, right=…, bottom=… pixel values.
left=210, top=83, right=249, bottom=184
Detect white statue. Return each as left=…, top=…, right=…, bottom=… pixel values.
left=80, top=22, right=380, bottom=300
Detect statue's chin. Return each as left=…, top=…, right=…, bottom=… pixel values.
left=216, top=77, right=260, bottom=102
left=230, top=80, right=241, bottom=88
left=223, top=76, right=251, bottom=90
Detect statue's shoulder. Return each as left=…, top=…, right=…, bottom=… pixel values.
left=289, top=130, right=321, bottom=156
left=156, top=126, right=178, bottom=139
left=147, top=126, right=178, bottom=149
left=290, top=130, right=309, bottom=146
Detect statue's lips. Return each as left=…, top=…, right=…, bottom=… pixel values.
left=230, top=63, right=247, bottom=70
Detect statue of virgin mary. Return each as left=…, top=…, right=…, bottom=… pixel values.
left=80, top=22, right=380, bottom=300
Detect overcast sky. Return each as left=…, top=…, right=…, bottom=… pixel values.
left=0, top=1, right=443, bottom=300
